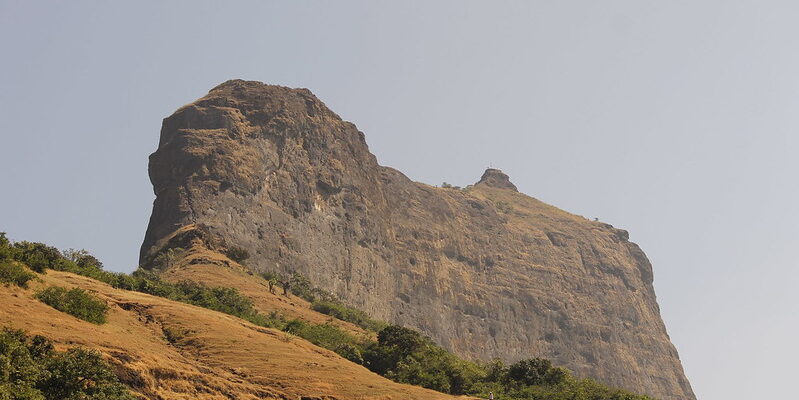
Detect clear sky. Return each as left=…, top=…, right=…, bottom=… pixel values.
left=1, top=1, right=796, bottom=399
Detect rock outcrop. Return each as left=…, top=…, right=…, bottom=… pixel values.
left=141, top=80, right=695, bottom=400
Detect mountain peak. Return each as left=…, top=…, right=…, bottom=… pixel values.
left=476, top=168, right=517, bottom=191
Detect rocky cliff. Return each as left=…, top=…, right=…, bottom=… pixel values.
left=141, top=80, right=695, bottom=400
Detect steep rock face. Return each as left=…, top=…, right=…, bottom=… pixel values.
left=141, top=80, right=695, bottom=400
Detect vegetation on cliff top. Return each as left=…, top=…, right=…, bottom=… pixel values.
left=0, top=233, right=653, bottom=400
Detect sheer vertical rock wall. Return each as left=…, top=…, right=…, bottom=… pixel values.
left=141, top=80, right=694, bottom=400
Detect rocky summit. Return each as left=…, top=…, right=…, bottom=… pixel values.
left=141, top=80, right=695, bottom=400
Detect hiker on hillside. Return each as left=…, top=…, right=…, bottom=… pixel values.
left=488, top=392, right=494, bottom=400
left=267, top=277, right=276, bottom=294
left=282, top=279, right=291, bottom=296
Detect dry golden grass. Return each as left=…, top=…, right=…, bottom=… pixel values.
left=162, top=258, right=373, bottom=339
left=0, top=269, right=471, bottom=400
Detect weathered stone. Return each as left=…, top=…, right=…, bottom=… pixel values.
left=141, top=80, right=695, bottom=400
left=477, top=168, right=518, bottom=191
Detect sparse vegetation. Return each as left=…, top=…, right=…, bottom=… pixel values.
left=223, top=246, right=250, bottom=264
left=261, top=270, right=337, bottom=303
left=35, top=286, right=109, bottom=324
left=287, top=272, right=321, bottom=302
left=151, top=247, right=184, bottom=270
left=162, top=325, right=191, bottom=344
left=0, top=328, right=136, bottom=400
left=441, top=182, right=461, bottom=190
left=258, top=270, right=386, bottom=332
left=495, top=200, right=512, bottom=214
left=311, top=299, right=387, bottom=332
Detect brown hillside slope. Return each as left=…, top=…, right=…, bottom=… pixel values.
left=140, top=80, right=694, bottom=400
left=0, top=270, right=468, bottom=400
left=159, top=235, right=372, bottom=338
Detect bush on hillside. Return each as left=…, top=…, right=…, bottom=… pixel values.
left=151, top=247, right=184, bottom=270
left=0, top=328, right=136, bottom=400
left=363, top=325, right=483, bottom=394
left=288, top=272, right=315, bottom=301
left=284, top=272, right=339, bottom=303
left=35, top=286, right=109, bottom=324
left=176, top=281, right=255, bottom=317
left=0, top=260, right=37, bottom=288
left=283, top=319, right=367, bottom=363
left=223, top=246, right=250, bottom=264
left=311, top=300, right=387, bottom=332
left=12, top=241, right=65, bottom=273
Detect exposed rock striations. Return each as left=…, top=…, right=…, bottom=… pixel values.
left=141, top=80, right=695, bottom=400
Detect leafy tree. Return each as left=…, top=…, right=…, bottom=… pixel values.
left=508, top=358, right=552, bottom=386
left=151, top=247, right=184, bottom=270
left=364, top=325, right=427, bottom=376
left=377, top=325, right=426, bottom=356
left=62, top=249, right=103, bottom=270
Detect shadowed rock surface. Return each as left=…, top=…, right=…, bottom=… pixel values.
left=141, top=80, right=695, bottom=400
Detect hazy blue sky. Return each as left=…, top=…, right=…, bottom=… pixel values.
left=1, top=1, right=796, bottom=399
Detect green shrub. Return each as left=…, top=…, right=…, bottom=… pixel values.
left=288, top=322, right=355, bottom=350
left=288, top=272, right=315, bottom=301
left=311, top=300, right=387, bottom=332
left=35, top=286, right=109, bottom=324
left=162, top=325, right=190, bottom=344
left=508, top=358, right=555, bottom=386
left=0, top=261, right=37, bottom=288
left=176, top=281, right=255, bottom=316
left=223, top=246, right=250, bottom=264
left=0, top=328, right=135, bottom=400
left=0, top=232, right=17, bottom=261
left=151, top=247, right=184, bottom=270
left=12, top=241, right=65, bottom=273
left=62, top=248, right=104, bottom=270
left=364, top=325, right=483, bottom=395
left=334, top=342, right=364, bottom=364
left=284, top=319, right=369, bottom=361
left=259, top=271, right=280, bottom=282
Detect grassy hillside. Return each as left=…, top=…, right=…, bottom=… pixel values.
left=1, top=232, right=653, bottom=399
left=0, top=234, right=467, bottom=399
